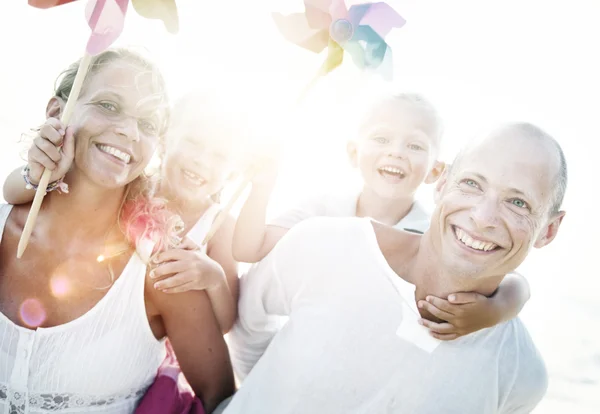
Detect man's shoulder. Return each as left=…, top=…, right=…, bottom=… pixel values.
left=493, top=318, right=546, bottom=366
left=492, top=318, right=548, bottom=410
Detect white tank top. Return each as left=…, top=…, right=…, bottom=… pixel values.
left=0, top=204, right=166, bottom=414
left=185, top=203, right=222, bottom=252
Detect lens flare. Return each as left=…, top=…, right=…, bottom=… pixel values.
left=19, top=298, right=46, bottom=328
left=50, top=275, right=71, bottom=298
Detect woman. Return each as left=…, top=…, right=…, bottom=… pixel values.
left=0, top=49, right=234, bottom=413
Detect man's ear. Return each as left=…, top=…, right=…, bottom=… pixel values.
left=433, top=167, right=450, bottom=204
left=425, top=160, right=446, bottom=184
left=46, top=97, right=64, bottom=119
left=534, top=211, right=566, bottom=248
left=346, top=140, right=358, bottom=168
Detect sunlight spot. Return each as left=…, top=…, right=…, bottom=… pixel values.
left=50, top=275, right=71, bottom=298
left=97, top=255, right=105, bottom=263
left=19, top=298, right=46, bottom=328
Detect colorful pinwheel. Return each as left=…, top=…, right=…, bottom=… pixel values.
left=273, top=0, right=405, bottom=81
left=28, top=0, right=180, bottom=34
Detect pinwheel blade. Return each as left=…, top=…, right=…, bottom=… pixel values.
left=347, top=3, right=371, bottom=27
left=305, top=5, right=332, bottom=29
left=329, top=0, right=349, bottom=21
left=359, top=2, right=406, bottom=39
left=321, top=38, right=345, bottom=75
left=131, top=0, right=179, bottom=34
left=85, top=0, right=129, bottom=55
left=272, top=12, right=330, bottom=53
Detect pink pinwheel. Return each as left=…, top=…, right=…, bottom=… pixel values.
left=28, top=0, right=180, bottom=34
left=85, top=0, right=129, bottom=55
left=273, top=0, right=405, bottom=80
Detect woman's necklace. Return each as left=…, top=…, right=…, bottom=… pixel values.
left=90, top=223, right=132, bottom=290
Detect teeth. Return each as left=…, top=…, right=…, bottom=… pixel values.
left=183, top=169, right=205, bottom=184
left=454, top=227, right=498, bottom=252
left=98, top=145, right=131, bottom=164
left=379, top=166, right=405, bottom=176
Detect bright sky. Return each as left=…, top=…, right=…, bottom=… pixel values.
left=0, top=1, right=598, bottom=412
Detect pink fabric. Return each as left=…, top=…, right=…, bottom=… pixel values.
left=135, top=341, right=205, bottom=414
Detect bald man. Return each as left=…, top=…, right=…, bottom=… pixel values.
left=225, top=123, right=566, bottom=414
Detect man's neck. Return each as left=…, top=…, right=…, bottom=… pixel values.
left=407, top=231, right=504, bottom=302
left=376, top=224, right=505, bottom=322
left=356, top=186, right=414, bottom=227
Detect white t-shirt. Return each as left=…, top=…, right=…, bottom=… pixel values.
left=270, top=188, right=431, bottom=234
left=225, top=217, right=547, bottom=414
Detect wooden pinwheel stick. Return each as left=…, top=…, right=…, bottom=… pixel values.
left=17, top=53, right=93, bottom=259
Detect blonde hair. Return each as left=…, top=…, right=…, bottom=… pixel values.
left=357, top=92, right=444, bottom=151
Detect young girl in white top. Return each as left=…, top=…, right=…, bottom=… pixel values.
left=232, top=93, right=532, bottom=340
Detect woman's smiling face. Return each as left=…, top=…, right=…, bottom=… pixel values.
left=64, top=61, right=167, bottom=189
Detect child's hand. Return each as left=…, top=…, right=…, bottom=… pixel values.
left=27, top=118, right=75, bottom=185
left=249, top=156, right=279, bottom=189
left=417, top=293, right=502, bottom=340
left=149, top=238, right=226, bottom=294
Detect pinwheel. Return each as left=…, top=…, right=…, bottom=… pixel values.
left=273, top=0, right=406, bottom=83
left=28, top=0, right=179, bottom=33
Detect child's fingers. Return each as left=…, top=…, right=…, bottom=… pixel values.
left=28, top=147, right=57, bottom=171
left=34, top=136, right=62, bottom=163
left=418, top=319, right=456, bottom=334
left=448, top=292, right=481, bottom=304
left=160, top=282, right=197, bottom=294
left=425, top=296, right=457, bottom=314
left=150, top=260, right=189, bottom=280
left=40, top=121, right=64, bottom=146
left=153, top=248, right=192, bottom=264
left=177, top=237, right=199, bottom=251
left=418, top=300, right=453, bottom=321
left=61, top=126, right=76, bottom=161
left=430, top=332, right=459, bottom=341
left=153, top=272, right=193, bottom=290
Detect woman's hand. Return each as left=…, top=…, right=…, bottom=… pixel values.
left=150, top=238, right=225, bottom=294
left=28, top=117, right=75, bottom=185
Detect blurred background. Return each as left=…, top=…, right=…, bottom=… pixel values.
left=0, top=1, right=598, bottom=412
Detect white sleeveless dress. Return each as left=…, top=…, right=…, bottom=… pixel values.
left=185, top=203, right=221, bottom=253
left=0, top=204, right=166, bottom=414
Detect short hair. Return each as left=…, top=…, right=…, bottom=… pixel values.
left=358, top=92, right=444, bottom=151
left=391, top=93, right=444, bottom=139
left=450, top=122, right=567, bottom=213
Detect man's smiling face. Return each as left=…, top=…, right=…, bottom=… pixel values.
left=430, top=124, right=566, bottom=282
